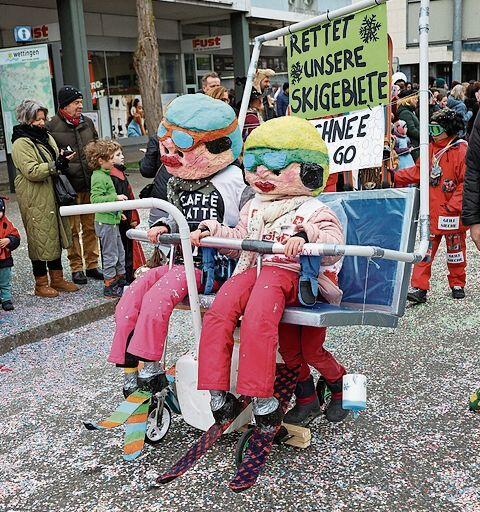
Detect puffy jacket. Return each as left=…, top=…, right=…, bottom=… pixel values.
left=397, top=105, right=420, bottom=161
left=90, top=168, right=121, bottom=225
left=462, top=110, right=480, bottom=226
left=11, top=135, right=72, bottom=260
left=0, top=214, right=20, bottom=268
left=395, top=137, right=468, bottom=235
left=447, top=96, right=472, bottom=126
left=46, top=114, right=98, bottom=193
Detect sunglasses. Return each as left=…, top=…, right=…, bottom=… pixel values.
left=429, top=124, right=445, bottom=137
left=244, top=149, right=329, bottom=174
left=157, top=119, right=238, bottom=152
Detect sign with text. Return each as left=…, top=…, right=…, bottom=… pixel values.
left=288, top=4, right=389, bottom=119
left=181, top=35, right=232, bottom=53
left=0, top=44, right=54, bottom=153
left=309, top=106, right=385, bottom=173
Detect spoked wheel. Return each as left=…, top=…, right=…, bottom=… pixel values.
left=145, top=401, right=172, bottom=445
left=235, top=426, right=254, bottom=468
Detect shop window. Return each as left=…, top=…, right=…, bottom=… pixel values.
left=184, top=53, right=196, bottom=84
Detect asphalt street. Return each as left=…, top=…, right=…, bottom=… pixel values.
left=1, top=237, right=480, bottom=511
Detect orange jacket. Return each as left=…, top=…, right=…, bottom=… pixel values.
left=394, top=137, right=468, bottom=235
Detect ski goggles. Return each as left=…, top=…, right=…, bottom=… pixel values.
left=157, top=119, right=238, bottom=152
left=429, top=123, right=445, bottom=137
left=243, top=149, right=329, bottom=173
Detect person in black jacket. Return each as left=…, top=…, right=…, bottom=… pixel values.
left=462, top=110, right=480, bottom=250
left=139, top=136, right=172, bottom=226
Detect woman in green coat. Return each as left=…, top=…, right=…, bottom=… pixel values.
left=11, top=99, right=79, bottom=298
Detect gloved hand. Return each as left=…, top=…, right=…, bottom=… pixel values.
left=55, top=154, right=70, bottom=172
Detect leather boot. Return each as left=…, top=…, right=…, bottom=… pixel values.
left=49, top=270, right=80, bottom=292
left=34, top=275, right=59, bottom=298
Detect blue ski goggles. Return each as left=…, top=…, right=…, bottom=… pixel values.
left=243, top=149, right=329, bottom=173
left=157, top=119, right=238, bottom=152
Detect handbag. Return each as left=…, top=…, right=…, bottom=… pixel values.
left=52, top=173, right=77, bottom=206
left=139, top=182, right=154, bottom=199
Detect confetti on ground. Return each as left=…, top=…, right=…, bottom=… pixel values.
left=0, top=177, right=479, bottom=510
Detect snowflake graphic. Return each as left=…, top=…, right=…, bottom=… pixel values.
left=290, top=61, right=303, bottom=85
left=359, top=13, right=382, bottom=44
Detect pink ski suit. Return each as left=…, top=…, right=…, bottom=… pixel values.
left=197, top=197, right=344, bottom=398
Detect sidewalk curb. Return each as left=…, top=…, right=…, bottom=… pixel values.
left=0, top=300, right=117, bottom=356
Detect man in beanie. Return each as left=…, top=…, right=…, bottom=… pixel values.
left=47, top=86, right=103, bottom=284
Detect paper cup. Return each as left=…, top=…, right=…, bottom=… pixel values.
left=342, top=373, right=367, bottom=412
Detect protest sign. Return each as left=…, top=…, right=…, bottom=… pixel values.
left=309, top=106, right=385, bottom=173
left=288, top=4, right=389, bottom=119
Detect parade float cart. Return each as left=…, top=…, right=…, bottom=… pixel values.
left=61, top=186, right=419, bottom=452
left=60, top=0, right=431, bottom=463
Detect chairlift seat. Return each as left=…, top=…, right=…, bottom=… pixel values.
left=180, top=187, right=419, bottom=329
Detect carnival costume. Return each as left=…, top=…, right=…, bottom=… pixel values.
left=88, top=94, right=245, bottom=459
left=157, top=116, right=344, bottom=491
left=394, top=109, right=468, bottom=303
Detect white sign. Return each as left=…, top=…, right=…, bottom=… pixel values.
left=181, top=34, right=232, bottom=53
left=447, top=251, right=464, bottom=264
left=0, top=44, right=55, bottom=153
left=309, top=106, right=385, bottom=173
left=438, top=216, right=460, bottom=231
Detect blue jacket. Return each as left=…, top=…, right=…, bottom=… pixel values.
left=447, top=96, right=473, bottom=125
left=276, top=91, right=289, bottom=117
left=127, top=120, right=143, bottom=137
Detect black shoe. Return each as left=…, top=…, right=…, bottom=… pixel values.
left=122, top=385, right=138, bottom=398
left=284, top=398, right=321, bottom=426
left=324, top=378, right=350, bottom=423
left=298, top=279, right=317, bottom=307
left=325, top=397, right=350, bottom=423
left=86, top=268, right=104, bottom=280
left=116, top=275, right=127, bottom=288
left=1, top=300, right=14, bottom=311
left=103, top=282, right=123, bottom=298
left=451, top=286, right=465, bottom=299
left=137, top=372, right=169, bottom=394
left=72, top=271, right=87, bottom=285
left=254, top=404, right=284, bottom=431
left=407, top=288, right=427, bottom=304
left=212, top=393, right=241, bottom=425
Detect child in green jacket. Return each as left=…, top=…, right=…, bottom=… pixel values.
left=85, top=140, right=127, bottom=298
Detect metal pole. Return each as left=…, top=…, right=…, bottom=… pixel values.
left=238, top=39, right=261, bottom=131
left=452, top=0, right=463, bottom=83
left=59, top=199, right=203, bottom=348
left=417, top=0, right=430, bottom=259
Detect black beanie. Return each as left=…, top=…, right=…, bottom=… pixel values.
left=431, top=108, right=465, bottom=136
left=58, top=86, right=83, bottom=109
left=0, top=197, right=5, bottom=216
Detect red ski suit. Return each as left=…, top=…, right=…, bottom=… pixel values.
left=394, top=137, right=468, bottom=290
left=197, top=198, right=344, bottom=398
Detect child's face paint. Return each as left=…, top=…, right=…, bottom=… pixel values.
left=159, top=137, right=234, bottom=179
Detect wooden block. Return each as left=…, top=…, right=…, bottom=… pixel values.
left=284, top=437, right=311, bottom=449
left=282, top=423, right=312, bottom=442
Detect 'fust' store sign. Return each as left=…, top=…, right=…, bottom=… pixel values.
left=181, top=35, right=232, bottom=53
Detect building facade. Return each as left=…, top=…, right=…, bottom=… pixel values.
left=387, top=0, right=480, bottom=84
left=0, top=0, right=351, bottom=160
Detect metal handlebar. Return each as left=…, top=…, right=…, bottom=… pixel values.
left=59, top=198, right=203, bottom=345
left=127, top=229, right=415, bottom=263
